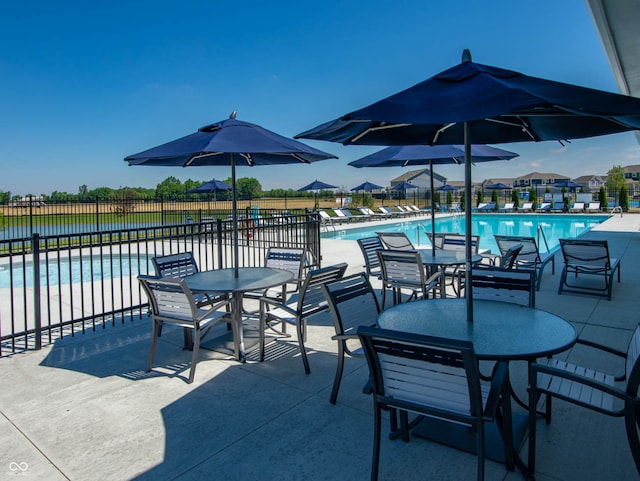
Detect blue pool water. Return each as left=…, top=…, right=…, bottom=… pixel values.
left=0, top=254, right=153, bottom=289
left=323, top=213, right=609, bottom=254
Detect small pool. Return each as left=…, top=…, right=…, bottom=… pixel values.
left=323, top=213, right=609, bottom=254
left=0, top=254, right=153, bottom=289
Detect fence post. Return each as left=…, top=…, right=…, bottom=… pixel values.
left=29, top=196, right=34, bottom=236
left=32, top=233, right=42, bottom=350
left=95, top=198, right=100, bottom=232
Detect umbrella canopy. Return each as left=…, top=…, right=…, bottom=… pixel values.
left=351, top=181, right=383, bottom=192
left=297, top=179, right=337, bottom=191
left=297, top=49, right=640, bottom=321
left=187, top=178, right=232, bottom=193
left=348, top=144, right=517, bottom=255
left=554, top=180, right=582, bottom=189
left=485, top=182, right=511, bottom=190
left=437, top=184, right=461, bottom=191
left=125, top=112, right=337, bottom=277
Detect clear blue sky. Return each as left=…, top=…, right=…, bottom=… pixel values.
left=2, top=0, right=639, bottom=197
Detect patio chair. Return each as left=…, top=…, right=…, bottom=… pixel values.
left=357, top=237, right=384, bottom=284
left=558, top=238, right=621, bottom=300
left=499, top=202, right=515, bottom=212
left=586, top=201, right=601, bottom=212
left=426, top=231, right=460, bottom=250
left=357, top=326, right=514, bottom=481
left=478, top=202, right=496, bottom=212
left=462, top=265, right=535, bottom=307
left=441, top=233, right=485, bottom=294
left=475, top=202, right=489, bottom=212
left=569, top=201, right=585, bottom=212
left=138, top=275, right=232, bottom=384
left=517, top=202, right=533, bottom=212
left=494, top=235, right=556, bottom=290
left=528, top=322, right=640, bottom=475
left=377, top=249, right=441, bottom=307
left=152, top=252, right=227, bottom=313
left=320, top=273, right=381, bottom=404
left=259, top=263, right=348, bottom=374
left=244, top=247, right=307, bottom=306
left=376, top=231, right=415, bottom=250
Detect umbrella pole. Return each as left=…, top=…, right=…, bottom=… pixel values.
left=430, top=159, right=436, bottom=256
left=231, top=154, right=239, bottom=278
left=464, top=122, right=474, bottom=322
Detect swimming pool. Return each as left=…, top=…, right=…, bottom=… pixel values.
left=0, top=254, right=153, bottom=289
left=323, top=214, right=609, bottom=254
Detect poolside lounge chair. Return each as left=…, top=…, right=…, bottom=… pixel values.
left=378, top=206, right=402, bottom=217
left=550, top=201, right=565, bottom=213
left=517, top=202, right=533, bottom=212
left=569, top=202, right=585, bottom=212
left=340, top=208, right=369, bottom=222
left=536, top=202, right=551, bottom=212
left=478, top=202, right=496, bottom=212
left=499, top=202, right=515, bottom=212
left=318, top=209, right=343, bottom=227
left=395, top=205, right=416, bottom=216
left=558, top=238, right=620, bottom=300
left=586, top=201, right=601, bottom=212
left=409, top=204, right=429, bottom=214
left=332, top=208, right=354, bottom=223
left=475, top=202, right=489, bottom=212
left=494, top=235, right=555, bottom=290
left=359, top=207, right=386, bottom=220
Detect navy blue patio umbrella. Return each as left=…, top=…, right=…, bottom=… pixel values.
left=485, top=182, right=512, bottom=204
left=351, top=181, right=384, bottom=205
left=125, top=112, right=337, bottom=277
left=187, top=178, right=232, bottom=193
left=437, top=184, right=461, bottom=191
left=298, top=179, right=337, bottom=209
left=349, top=144, right=517, bottom=255
left=554, top=180, right=582, bottom=189
left=297, top=49, right=640, bottom=321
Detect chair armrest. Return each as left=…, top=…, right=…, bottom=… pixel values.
left=259, top=297, right=297, bottom=316
left=197, top=299, right=232, bottom=322
left=531, top=361, right=635, bottom=404
left=574, top=338, right=627, bottom=381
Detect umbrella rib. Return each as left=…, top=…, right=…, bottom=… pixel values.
left=486, top=117, right=539, bottom=141
left=432, top=123, right=456, bottom=143
left=352, top=122, right=412, bottom=143
left=185, top=152, right=224, bottom=165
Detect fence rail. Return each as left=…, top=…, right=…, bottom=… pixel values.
left=0, top=212, right=321, bottom=356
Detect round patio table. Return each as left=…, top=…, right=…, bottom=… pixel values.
left=416, top=249, right=483, bottom=297
left=185, top=267, right=293, bottom=362
left=377, top=298, right=576, bottom=360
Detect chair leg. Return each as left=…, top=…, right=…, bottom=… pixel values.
left=188, top=325, right=200, bottom=384
left=297, top=317, right=311, bottom=375
left=624, top=403, right=640, bottom=475
left=372, top=405, right=382, bottom=481
left=330, top=343, right=345, bottom=404
left=147, top=320, right=161, bottom=372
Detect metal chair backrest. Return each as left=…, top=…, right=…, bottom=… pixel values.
left=321, top=273, right=380, bottom=339
left=377, top=249, right=426, bottom=290
left=357, top=237, right=383, bottom=278
left=494, top=235, right=542, bottom=267
left=427, top=231, right=460, bottom=250
left=138, top=275, right=198, bottom=323
left=500, top=243, right=523, bottom=270
left=264, top=247, right=307, bottom=285
left=152, top=252, right=199, bottom=278
left=376, top=231, right=415, bottom=250
left=468, top=266, right=535, bottom=307
left=358, top=325, right=482, bottom=417
left=296, top=263, right=348, bottom=317
left=442, top=234, right=481, bottom=254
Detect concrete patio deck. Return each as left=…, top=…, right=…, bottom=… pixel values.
left=1, top=213, right=639, bottom=480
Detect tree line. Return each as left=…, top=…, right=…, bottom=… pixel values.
left=0, top=176, right=337, bottom=203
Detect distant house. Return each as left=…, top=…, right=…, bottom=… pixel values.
left=573, top=175, right=606, bottom=192
left=513, top=172, right=570, bottom=188
left=389, top=169, right=447, bottom=191
left=482, top=178, right=514, bottom=188
left=623, top=164, right=640, bottom=181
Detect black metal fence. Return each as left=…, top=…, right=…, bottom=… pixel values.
left=0, top=212, right=321, bottom=356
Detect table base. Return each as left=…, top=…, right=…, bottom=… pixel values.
left=411, top=412, right=528, bottom=464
